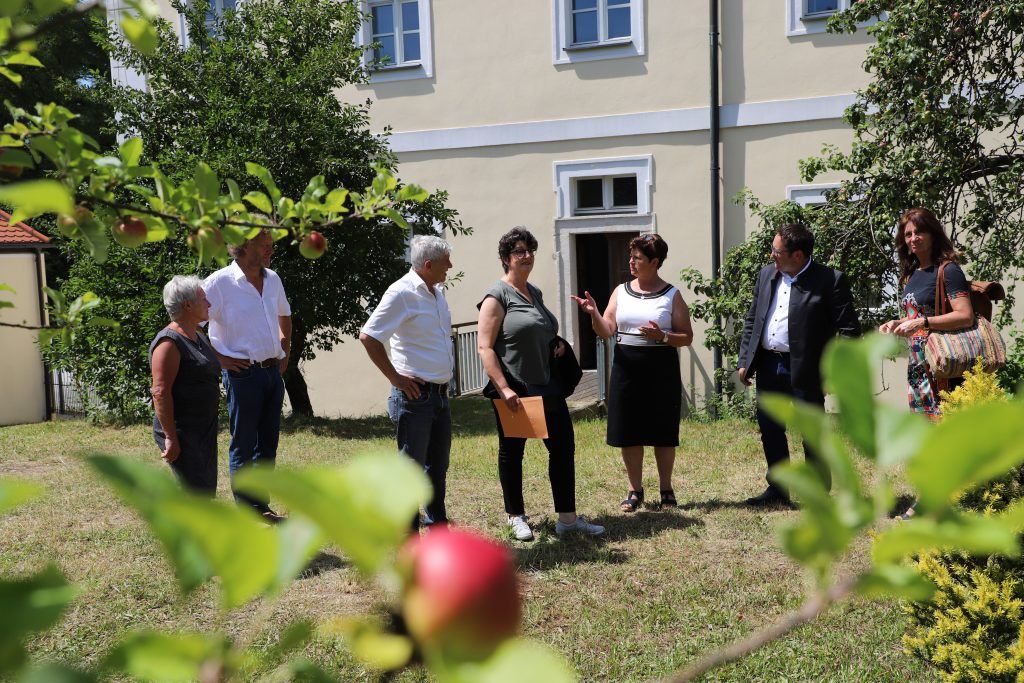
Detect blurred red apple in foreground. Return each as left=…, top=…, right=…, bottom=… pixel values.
left=300, top=230, right=327, bottom=259
left=112, top=216, right=147, bottom=248
left=401, top=528, right=521, bottom=661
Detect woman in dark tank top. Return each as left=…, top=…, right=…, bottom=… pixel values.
left=149, top=275, right=221, bottom=495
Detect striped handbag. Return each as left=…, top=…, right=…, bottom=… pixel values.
left=924, top=263, right=1007, bottom=379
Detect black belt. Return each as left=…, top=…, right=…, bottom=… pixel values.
left=762, top=348, right=790, bottom=358
left=254, top=358, right=279, bottom=368
left=422, top=382, right=449, bottom=396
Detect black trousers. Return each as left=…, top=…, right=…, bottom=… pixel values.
left=493, top=392, right=576, bottom=515
left=754, top=351, right=831, bottom=491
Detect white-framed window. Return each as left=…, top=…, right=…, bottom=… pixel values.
left=787, top=182, right=838, bottom=208
left=552, top=0, right=645, bottom=65
left=554, top=156, right=652, bottom=219
left=573, top=176, right=638, bottom=215
left=786, top=0, right=877, bottom=36
left=358, top=0, right=434, bottom=83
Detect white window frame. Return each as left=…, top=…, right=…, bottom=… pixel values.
left=552, top=0, right=645, bottom=65
left=554, top=155, right=652, bottom=219
left=786, top=0, right=878, bottom=37
left=572, top=175, right=639, bottom=216
left=357, top=0, right=434, bottom=83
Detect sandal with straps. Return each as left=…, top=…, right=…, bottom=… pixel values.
left=659, top=489, right=677, bottom=509
left=620, top=489, right=644, bottom=513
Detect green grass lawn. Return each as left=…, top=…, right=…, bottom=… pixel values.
left=0, top=398, right=932, bottom=682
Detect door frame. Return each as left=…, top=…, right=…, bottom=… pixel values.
left=553, top=214, right=657, bottom=352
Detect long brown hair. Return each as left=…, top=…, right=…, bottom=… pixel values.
left=895, top=208, right=958, bottom=282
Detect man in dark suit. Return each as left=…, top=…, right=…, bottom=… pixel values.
left=737, top=223, right=860, bottom=507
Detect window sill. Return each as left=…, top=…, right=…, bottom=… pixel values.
left=369, top=61, right=423, bottom=73
left=800, top=12, right=835, bottom=21
left=565, top=38, right=633, bottom=52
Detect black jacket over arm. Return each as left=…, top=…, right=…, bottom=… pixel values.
left=738, top=261, right=861, bottom=395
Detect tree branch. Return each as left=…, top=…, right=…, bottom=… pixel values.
left=662, top=574, right=860, bottom=683
left=0, top=320, right=51, bottom=331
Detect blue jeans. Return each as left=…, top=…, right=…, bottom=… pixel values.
left=223, top=365, right=285, bottom=512
left=754, top=352, right=830, bottom=491
left=387, top=385, right=451, bottom=528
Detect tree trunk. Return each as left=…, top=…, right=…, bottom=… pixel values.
left=284, top=315, right=314, bottom=417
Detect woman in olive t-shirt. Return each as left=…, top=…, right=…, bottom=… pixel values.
left=477, top=227, right=604, bottom=541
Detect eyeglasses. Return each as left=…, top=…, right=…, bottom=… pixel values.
left=770, top=246, right=790, bottom=256
left=628, top=254, right=648, bottom=263
left=510, top=248, right=535, bottom=258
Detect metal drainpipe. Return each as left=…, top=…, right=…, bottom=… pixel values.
left=709, top=0, right=722, bottom=397
left=33, top=247, right=53, bottom=420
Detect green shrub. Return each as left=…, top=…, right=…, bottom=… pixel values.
left=904, top=360, right=1024, bottom=682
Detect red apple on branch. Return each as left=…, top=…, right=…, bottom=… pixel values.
left=299, top=230, right=327, bottom=259
left=111, top=216, right=147, bottom=248
left=401, top=528, right=521, bottom=661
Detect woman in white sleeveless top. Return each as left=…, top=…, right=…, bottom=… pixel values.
left=572, top=233, right=693, bottom=512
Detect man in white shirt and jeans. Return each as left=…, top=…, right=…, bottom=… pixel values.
left=360, top=235, right=454, bottom=530
left=204, top=229, right=292, bottom=522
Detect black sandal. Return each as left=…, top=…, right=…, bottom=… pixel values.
left=620, top=489, right=644, bottom=513
left=659, top=489, right=677, bottom=509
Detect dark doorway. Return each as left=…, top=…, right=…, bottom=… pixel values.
left=574, top=231, right=638, bottom=369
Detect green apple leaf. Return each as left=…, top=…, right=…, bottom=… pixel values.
left=234, top=451, right=429, bottom=576
left=0, top=180, right=72, bottom=223
left=0, top=566, right=78, bottom=673
left=120, top=15, right=158, bottom=55
left=0, top=478, right=41, bottom=516
left=104, top=631, right=237, bottom=683
left=857, top=564, right=936, bottom=601
left=906, top=400, right=1024, bottom=513
left=872, top=513, right=1020, bottom=564
left=432, top=638, right=577, bottom=683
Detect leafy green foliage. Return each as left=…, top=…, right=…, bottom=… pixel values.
left=684, top=1, right=1024, bottom=391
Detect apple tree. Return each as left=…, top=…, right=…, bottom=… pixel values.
left=42, top=0, right=466, bottom=419
left=682, top=0, right=1024, bottom=385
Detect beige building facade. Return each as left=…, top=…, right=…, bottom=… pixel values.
left=0, top=215, right=51, bottom=426
left=124, top=1, right=910, bottom=417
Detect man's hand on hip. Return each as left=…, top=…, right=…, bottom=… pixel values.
left=393, top=374, right=424, bottom=400
left=217, top=353, right=251, bottom=373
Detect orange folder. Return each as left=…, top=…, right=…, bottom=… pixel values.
left=492, top=396, right=548, bottom=439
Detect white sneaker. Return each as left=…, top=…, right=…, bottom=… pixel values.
left=507, top=515, right=534, bottom=541
left=555, top=515, right=605, bottom=536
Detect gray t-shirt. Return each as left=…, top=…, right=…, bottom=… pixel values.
left=478, top=281, right=559, bottom=386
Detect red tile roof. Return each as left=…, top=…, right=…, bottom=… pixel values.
left=0, top=209, right=49, bottom=245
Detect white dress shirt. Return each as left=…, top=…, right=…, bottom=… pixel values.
left=761, top=259, right=812, bottom=353
left=203, top=261, right=292, bottom=362
left=361, top=269, right=454, bottom=383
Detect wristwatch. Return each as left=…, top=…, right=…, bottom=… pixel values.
left=923, top=316, right=930, bottom=330
left=661, top=329, right=670, bottom=343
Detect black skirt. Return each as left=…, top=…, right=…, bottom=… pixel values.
left=606, top=344, right=681, bottom=447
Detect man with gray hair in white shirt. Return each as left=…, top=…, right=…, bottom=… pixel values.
left=360, top=235, right=455, bottom=530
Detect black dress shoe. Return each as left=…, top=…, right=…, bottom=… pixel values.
left=744, top=487, right=792, bottom=508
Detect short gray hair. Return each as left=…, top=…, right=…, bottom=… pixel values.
left=163, top=275, right=204, bottom=320
left=410, top=235, right=450, bottom=270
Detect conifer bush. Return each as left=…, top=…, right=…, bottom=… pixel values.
left=904, top=360, right=1024, bottom=682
